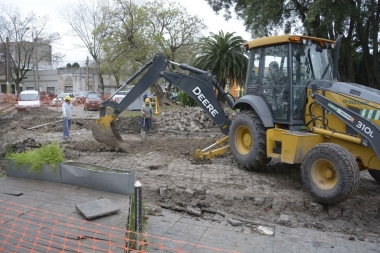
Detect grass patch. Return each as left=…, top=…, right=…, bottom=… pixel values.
left=6, top=141, right=65, bottom=174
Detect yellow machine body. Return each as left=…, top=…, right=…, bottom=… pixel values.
left=266, top=87, right=380, bottom=170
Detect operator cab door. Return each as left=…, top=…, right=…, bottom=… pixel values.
left=249, top=44, right=291, bottom=123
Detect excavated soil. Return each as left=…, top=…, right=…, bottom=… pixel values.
left=1, top=106, right=380, bottom=242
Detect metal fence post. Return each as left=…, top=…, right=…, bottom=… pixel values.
left=134, top=180, right=142, bottom=233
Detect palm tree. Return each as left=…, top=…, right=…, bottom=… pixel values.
left=193, top=31, right=247, bottom=95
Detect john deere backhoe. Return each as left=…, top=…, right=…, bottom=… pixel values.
left=93, top=34, right=380, bottom=205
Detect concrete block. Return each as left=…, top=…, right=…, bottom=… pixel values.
left=76, top=198, right=120, bottom=220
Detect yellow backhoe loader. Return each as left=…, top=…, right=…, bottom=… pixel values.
left=93, top=34, right=380, bottom=205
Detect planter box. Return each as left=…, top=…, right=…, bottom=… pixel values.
left=60, top=162, right=135, bottom=195
left=5, top=159, right=61, bottom=183
left=5, top=161, right=135, bottom=195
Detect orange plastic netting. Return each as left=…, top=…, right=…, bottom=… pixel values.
left=0, top=199, right=240, bottom=253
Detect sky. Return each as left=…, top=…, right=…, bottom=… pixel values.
left=2, top=0, right=252, bottom=67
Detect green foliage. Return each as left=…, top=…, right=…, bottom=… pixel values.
left=193, top=31, right=247, bottom=91
left=177, top=91, right=198, bottom=107
left=6, top=141, right=65, bottom=174
left=66, top=63, right=72, bottom=68
left=71, top=62, right=80, bottom=68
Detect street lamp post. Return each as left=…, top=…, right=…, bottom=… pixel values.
left=33, top=37, right=39, bottom=90
left=5, top=37, right=12, bottom=94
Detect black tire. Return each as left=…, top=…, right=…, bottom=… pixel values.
left=301, top=143, right=360, bottom=204
left=229, top=110, right=270, bottom=170
left=368, top=169, right=380, bottom=184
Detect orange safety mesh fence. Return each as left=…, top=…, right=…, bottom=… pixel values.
left=0, top=200, right=240, bottom=253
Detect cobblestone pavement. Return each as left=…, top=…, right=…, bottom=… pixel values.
left=145, top=209, right=379, bottom=253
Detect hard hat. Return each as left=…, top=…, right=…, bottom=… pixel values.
left=65, top=95, right=72, bottom=101
left=145, top=98, right=150, bottom=103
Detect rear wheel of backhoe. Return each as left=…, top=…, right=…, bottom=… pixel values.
left=229, top=110, right=270, bottom=170
left=301, top=143, right=360, bottom=204
left=368, top=169, right=380, bottom=184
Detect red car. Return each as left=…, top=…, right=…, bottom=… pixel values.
left=84, top=93, right=103, bottom=111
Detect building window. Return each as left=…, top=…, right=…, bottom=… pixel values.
left=47, top=87, right=55, bottom=94
left=65, top=86, right=73, bottom=93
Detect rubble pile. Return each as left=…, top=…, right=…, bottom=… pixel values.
left=156, top=106, right=237, bottom=132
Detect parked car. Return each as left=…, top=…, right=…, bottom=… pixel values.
left=50, top=93, right=76, bottom=106
left=16, top=90, right=41, bottom=112
left=76, top=91, right=97, bottom=105
left=84, top=93, right=103, bottom=111
left=169, top=92, right=178, bottom=101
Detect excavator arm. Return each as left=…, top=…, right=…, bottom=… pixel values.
left=92, top=53, right=234, bottom=150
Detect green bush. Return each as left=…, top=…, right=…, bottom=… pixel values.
left=177, top=91, right=198, bottom=107
left=6, top=141, right=65, bottom=174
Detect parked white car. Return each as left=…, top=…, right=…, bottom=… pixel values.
left=16, top=90, right=41, bottom=112
left=112, top=90, right=128, bottom=103
left=50, top=93, right=76, bottom=106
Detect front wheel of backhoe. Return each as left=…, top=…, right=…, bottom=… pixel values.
left=301, top=143, right=360, bottom=204
left=229, top=110, right=270, bottom=170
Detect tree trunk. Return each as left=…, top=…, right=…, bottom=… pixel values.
left=371, top=0, right=380, bottom=89
left=340, top=20, right=356, bottom=82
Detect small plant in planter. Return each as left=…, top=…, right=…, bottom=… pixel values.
left=6, top=141, right=65, bottom=174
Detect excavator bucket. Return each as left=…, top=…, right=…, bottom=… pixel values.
left=92, top=115, right=125, bottom=149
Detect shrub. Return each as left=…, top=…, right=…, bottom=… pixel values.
left=177, top=91, right=198, bottom=107
left=6, top=141, right=65, bottom=174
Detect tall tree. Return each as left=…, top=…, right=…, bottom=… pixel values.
left=146, top=0, right=206, bottom=98
left=98, top=0, right=206, bottom=102
left=204, top=0, right=379, bottom=87
left=193, top=31, right=247, bottom=97
left=0, top=4, right=61, bottom=94
left=62, top=0, right=112, bottom=95
left=97, top=0, right=152, bottom=89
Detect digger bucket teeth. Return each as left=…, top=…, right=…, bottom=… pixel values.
left=92, top=115, right=125, bottom=149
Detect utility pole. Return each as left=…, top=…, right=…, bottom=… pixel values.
left=34, top=37, right=39, bottom=91
left=86, top=56, right=89, bottom=91
left=5, top=37, right=12, bottom=94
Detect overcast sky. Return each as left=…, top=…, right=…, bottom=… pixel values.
left=2, top=0, right=252, bottom=67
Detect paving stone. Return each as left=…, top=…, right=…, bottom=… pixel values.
left=185, top=206, right=202, bottom=216
left=1, top=189, right=23, bottom=196
left=75, top=198, right=120, bottom=220
left=278, top=214, right=290, bottom=222
left=254, top=197, right=265, bottom=206
left=227, top=218, right=243, bottom=226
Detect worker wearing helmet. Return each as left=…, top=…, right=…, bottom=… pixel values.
left=62, top=95, right=73, bottom=140
left=141, top=98, right=153, bottom=134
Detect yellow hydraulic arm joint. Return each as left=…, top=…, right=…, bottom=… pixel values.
left=193, top=136, right=230, bottom=160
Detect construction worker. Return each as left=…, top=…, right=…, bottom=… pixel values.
left=62, top=95, right=73, bottom=140
left=141, top=98, right=153, bottom=133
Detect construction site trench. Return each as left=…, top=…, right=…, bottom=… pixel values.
left=0, top=105, right=380, bottom=243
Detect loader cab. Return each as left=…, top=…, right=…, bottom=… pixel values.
left=244, top=35, right=335, bottom=128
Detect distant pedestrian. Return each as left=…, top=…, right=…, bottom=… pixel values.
left=62, top=95, right=73, bottom=140
left=141, top=98, right=153, bottom=133
left=143, top=92, right=148, bottom=101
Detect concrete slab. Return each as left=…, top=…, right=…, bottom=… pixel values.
left=75, top=198, right=120, bottom=220
left=0, top=189, right=23, bottom=196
